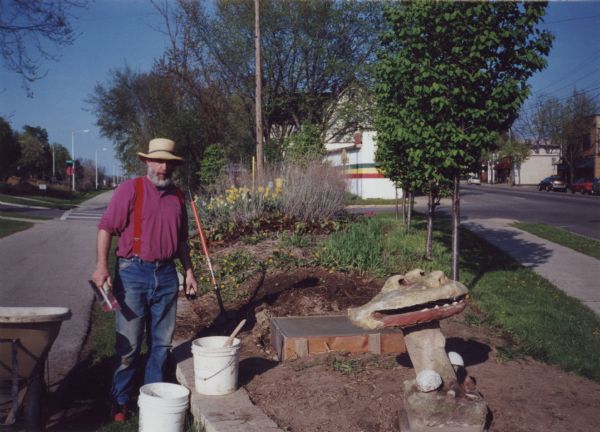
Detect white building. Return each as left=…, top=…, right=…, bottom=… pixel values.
left=487, top=145, right=561, bottom=185
left=325, top=131, right=400, bottom=199
left=515, top=146, right=561, bottom=185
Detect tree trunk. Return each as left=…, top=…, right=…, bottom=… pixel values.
left=255, top=0, right=264, bottom=181
left=451, top=173, right=460, bottom=281
left=395, top=187, right=399, bottom=221
left=426, top=189, right=434, bottom=260
left=402, top=190, right=407, bottom=225
left=406, top=190, right=412, bottom=232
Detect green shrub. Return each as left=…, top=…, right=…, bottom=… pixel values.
left=316, top=215, right=449, bottom=276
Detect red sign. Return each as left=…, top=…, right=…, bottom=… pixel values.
left=66, top=166, right=73, bottom=176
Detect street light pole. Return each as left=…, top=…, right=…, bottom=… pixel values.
left=71, top=129, right=89, bottom=191
left=95, top=147, right=107, bottom=189
left=95, top=149, right=98, bottom=190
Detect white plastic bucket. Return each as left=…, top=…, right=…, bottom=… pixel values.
left=191, top=336, right=241, bottom=395
left=138, top=382, right=190, bottom=432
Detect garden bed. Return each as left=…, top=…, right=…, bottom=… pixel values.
left=176, top=256, right=600, bottom=432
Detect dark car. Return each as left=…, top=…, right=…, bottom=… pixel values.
left=570, top=178, right=594, bottom=194
left=538, top=176, right=567, bottom=192
left=592, top=178, right=600, bottom=196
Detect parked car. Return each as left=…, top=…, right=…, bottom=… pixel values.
left=570, top=178, right=594, bottom=194
left=538, top=176, right=567, bottom=192
left=467, top=174, right=481, bottom=185
left=592, top=178, right=600, bottom=196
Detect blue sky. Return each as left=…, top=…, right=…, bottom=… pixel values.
left=1, top=0, right=599, bottom=174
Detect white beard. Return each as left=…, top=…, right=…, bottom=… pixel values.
left=147, top=167, right=172, bottom=188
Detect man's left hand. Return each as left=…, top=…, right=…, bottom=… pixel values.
left=185, top=268, right=198, bottom=300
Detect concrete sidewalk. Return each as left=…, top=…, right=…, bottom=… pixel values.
left=462, top=217, right=600, bottom=315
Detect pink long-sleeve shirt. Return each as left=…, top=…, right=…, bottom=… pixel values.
left=98, top=176, right=188, bottom=262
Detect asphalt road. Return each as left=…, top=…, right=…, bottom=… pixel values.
left=457, top=184, right=600, bottom=240
left=355, top=183, right=600, bottom=241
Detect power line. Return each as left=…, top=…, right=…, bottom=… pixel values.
left=543, top=68, right=600, bottom=95
left=544, top=13, right=600, bottom=25
left=536, top=51, right=600, bottom=93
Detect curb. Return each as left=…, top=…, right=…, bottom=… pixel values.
left=0, top=200, right=50, bottom=210
left=173, top=341, right=282, bottom=432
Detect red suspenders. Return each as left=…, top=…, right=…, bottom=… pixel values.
left=132, top=177, right=144, bottom=255
left=131, top=177, right=185, bottom=256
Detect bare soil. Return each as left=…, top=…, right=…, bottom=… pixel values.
left=175, top=265, right=600, bottom=432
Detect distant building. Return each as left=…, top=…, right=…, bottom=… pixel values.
left=577, top=114, right=600, bottom=179
left=512, top=143, right=562, bottom=185
left=325, top=131, right=400, bottom=199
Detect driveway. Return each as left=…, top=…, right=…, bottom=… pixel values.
left=0, top=191, right=113, bottom=389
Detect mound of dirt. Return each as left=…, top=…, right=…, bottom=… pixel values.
left=177, top=267, right=600, bottom=432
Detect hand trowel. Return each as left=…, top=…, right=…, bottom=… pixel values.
left=88, top=280, right=121, bottom=312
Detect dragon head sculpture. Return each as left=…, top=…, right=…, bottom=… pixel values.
left=348, top=269, right=468, bottom=330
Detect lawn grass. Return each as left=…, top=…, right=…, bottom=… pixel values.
left=0, top=219, right=34, bottom=238
left=318, top=213, right=600, bottom=382
left=0, top=211, right=52, bottom=220
left=513, top=221, right=600, bottom=260
left=345, top=197, right=400, bottom=205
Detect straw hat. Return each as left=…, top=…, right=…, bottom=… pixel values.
left=138, top=138, right=183, bottom=162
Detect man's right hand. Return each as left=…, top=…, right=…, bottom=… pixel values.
left=91, top=268, right=111, bottom=289
left=93, top=229, right=113, bottom=289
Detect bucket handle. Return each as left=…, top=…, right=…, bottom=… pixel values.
left=197, top=356, right=236, bottom=381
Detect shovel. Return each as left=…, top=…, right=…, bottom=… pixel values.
left=186, top=189, right=226, bottom=315
left=223, top=319, right=246, bottom=347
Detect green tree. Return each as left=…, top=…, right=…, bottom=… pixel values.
left=50, top=143, right=70, bottom=180
left=496, top=132, right=531, bottom=186
left=283, top=123, right=325, bottom=165
left=0, top=117, right=20, bottom=179
left=89, top=67, right=230, bottom=189
left=375, top=1, right=552, bottom=279
left=17, top=127, right=51, bottom=178
left=198, top=144, right=227, bottom=189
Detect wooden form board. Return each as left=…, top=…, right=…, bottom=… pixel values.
left=270, top=315, right=406, bottom=361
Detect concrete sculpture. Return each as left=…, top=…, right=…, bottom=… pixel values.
left=348, top=269, right=488, bottom=432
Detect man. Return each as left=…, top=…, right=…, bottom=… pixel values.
left=91, top=138, right=198, bottom=422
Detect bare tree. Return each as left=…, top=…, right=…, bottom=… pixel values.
left=526, top=90, right=598, bottom=185
left=0, top=0, right=88, bottom=95
left=158, top=0, right=383, bottom=161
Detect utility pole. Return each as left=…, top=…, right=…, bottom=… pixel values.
left=255, top=0, right=264, bottom=182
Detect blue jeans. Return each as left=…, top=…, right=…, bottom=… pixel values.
left=111, top=256, right=179, bottom=405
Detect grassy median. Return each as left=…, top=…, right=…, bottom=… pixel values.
left=0, top=219, right=34, bottom=238
left=513, top=221, right=600, bottom=260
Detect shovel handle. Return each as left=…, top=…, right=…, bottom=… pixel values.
left=223, top=319, right=246, bottom=347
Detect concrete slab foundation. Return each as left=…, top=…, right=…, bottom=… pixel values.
left=270, top=315, right=406, bottom=360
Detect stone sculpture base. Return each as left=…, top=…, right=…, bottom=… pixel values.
left=401, top=380, right=488, bottom=432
